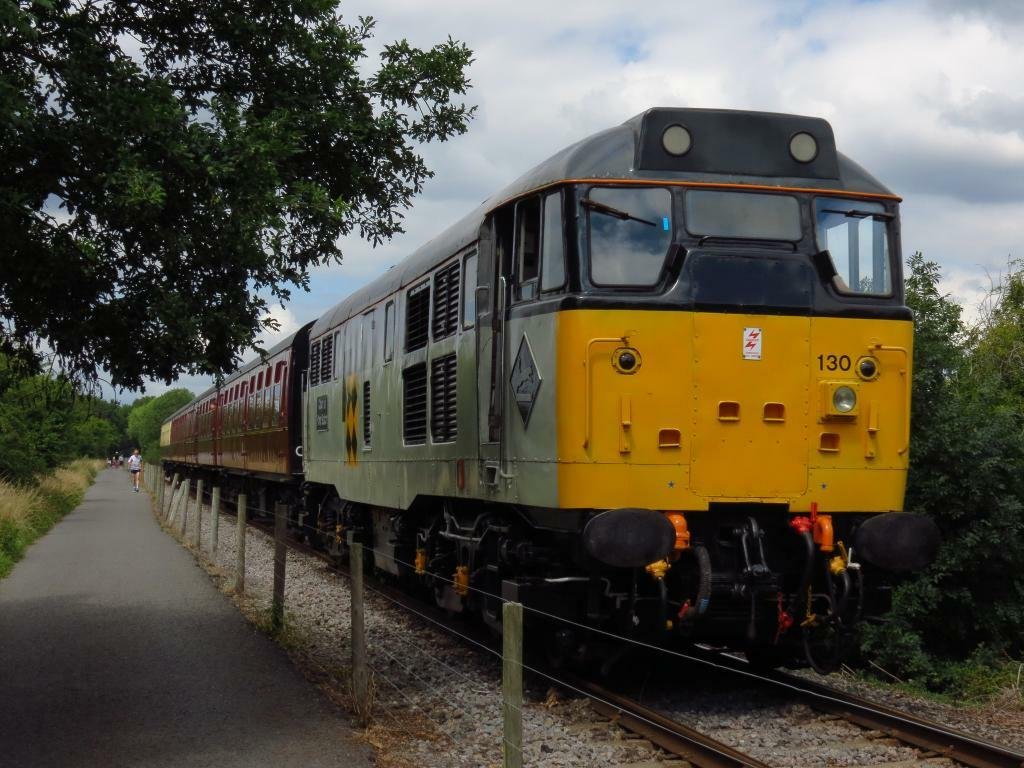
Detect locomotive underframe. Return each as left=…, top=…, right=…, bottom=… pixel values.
left=164, top=461, right=884, bottom=670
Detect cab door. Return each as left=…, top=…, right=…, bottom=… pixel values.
left=476, top=214, right=509, bottom=485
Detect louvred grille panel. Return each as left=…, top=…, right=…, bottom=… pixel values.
left=430, top=354, right=458, bottom=442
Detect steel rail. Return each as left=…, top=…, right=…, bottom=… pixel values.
left=689, top=649, right=1024, bottom=768
left=558, top=673, right=772, bottom=768
left=207, top=499, right=772, bottom=768
left=198, top=492, right=1021, bottom=768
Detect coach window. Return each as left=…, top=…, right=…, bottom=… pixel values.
left=814, top=198, right=893, bottom=296
left=513, top=196, right=540, bottom=301
left=586, top=186, right=672, bottom=287
left=541, top=190, right=565, bottom=291
left=463, top=252, right=478, bottom=328
left=384, top=301, right=395, bottom=362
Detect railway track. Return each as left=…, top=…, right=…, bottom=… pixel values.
left=696, top=649, right=1024, bottom=768
left=191, top=488, right=1024, bottom=768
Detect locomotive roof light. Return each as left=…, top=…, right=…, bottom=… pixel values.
left=661, top=124, right=692, bottom=157
left=857, top=356, right=879, bottom=380
left=833, top=385, right=857, bottom=413
left=789, top=131, right=818, bottom=163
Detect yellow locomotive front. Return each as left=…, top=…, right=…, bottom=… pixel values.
left=501, top=110, right=940, bottom=670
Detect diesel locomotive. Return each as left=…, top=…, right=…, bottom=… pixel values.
left=162, top=108, right=939, bottom=671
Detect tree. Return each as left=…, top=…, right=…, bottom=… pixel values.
left=126, top=388, right=193, bottom=462
left=1, top=1, right=474, bottom=389
left=862, top=254, right=1024, bottom=685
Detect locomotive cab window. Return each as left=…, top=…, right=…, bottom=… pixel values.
left=541, top=190, right=566, bottom=291
left=685, top=190, right=801, bottom=242
left=585, top=186, right=672, bottom=287
left=462, top=252, right=477, bottom=328
left=815, top=198, right=892, bottom=295
left=513, top=196, right=540, bottom=301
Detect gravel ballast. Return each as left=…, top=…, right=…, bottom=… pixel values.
left=158, top=483, right=1024, bottom=767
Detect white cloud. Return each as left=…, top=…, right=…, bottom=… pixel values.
left=151, top=0, right=1024, bottom=395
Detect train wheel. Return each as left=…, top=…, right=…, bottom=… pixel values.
left=801, top=620, right=853, bottom=675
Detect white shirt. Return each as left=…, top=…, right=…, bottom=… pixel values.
left=128, top=455, right=142, bottom=470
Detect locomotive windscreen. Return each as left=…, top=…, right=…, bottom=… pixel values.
left=684, top=190, right=802, bottom=241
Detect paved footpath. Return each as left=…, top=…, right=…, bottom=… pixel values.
left=0, top=469, right=373, bottom=768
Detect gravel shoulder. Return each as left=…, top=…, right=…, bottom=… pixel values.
left=164, top=485, right=1024, bottom=768
left=171, top=492, right=677, bottom=768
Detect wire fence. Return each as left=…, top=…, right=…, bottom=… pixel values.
left=145, top=471, right=792, bottom=768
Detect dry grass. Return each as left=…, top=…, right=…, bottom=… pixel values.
left=0, top=480, right=43, bottom=526
left=0, top=458, right=103, bottom=578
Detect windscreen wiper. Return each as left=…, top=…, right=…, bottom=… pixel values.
left=821, top=208, right=895, bottom=221
left=580, top=197, right=656, bottom=227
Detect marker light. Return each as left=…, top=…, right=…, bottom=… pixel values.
left=832, top=385, right=857, bottom=413
left=857, top=357, right=879, bottom=380
left=662, top=125, right=692, bottom=156
left=789, top=132, right=818, bottom=163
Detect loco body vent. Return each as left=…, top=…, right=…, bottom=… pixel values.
left=402, top=363, right=427, bottom=444
left=431, top=354, right=458, bottom=442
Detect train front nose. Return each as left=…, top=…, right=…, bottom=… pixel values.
left=689, top=313, right=811, bottom=500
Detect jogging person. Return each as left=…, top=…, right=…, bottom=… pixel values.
left=127, top=449, right=142, bottom=492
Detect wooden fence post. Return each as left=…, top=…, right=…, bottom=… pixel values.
left=234, top=492, right=247, bottom=593
left=350, top=538, right=369, bottom=725
left=166, top=472, right=180, bottom=521
left=167, top=477, right=183, bottom=526
left=502, top=601, right=523, bottom=768
left=192, top=478, right=204, bottom=550
left=179, top=477, right=189, bottom=538
left=157, top=467, right=165, bottom=511
left=272, top=502, right=287, bottom=631
left=210, top=485, right=221, bottom=556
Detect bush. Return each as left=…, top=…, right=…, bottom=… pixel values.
left=860, top=254, right=1024, bottom=692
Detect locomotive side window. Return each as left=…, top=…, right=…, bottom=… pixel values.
left=463, top=252, right=477, bottom=328
left=585, top=186, right=672, bottom=287
left=513, top=196, right=541, bottom=301
left=815, top=198, right=892, bottom=295
left=384, top=301, right=395, bottom=362
left=541, top=191, right=565, bottom=291
left=405, top=283, right=430, bottom=352
left=363, top=309, right=375, bottom=369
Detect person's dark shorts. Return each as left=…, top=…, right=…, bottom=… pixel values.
left=130, top=468, right=140, bottom=474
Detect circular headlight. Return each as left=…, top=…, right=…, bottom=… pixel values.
left=789, top=132, right=818, bottom=163
left=662, top=124, right=692, bottom=157
left=857, top=357, right=879, bottom=380
left=833, top=385, right=857, bottom=413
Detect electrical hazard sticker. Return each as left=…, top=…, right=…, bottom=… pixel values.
left=742, top=327, right=762, bottom=360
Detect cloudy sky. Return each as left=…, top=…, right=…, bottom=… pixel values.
left=136, top=0, right=1024, bottom=400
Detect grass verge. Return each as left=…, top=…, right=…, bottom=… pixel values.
left=0, top=459, right=103, bottom=578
